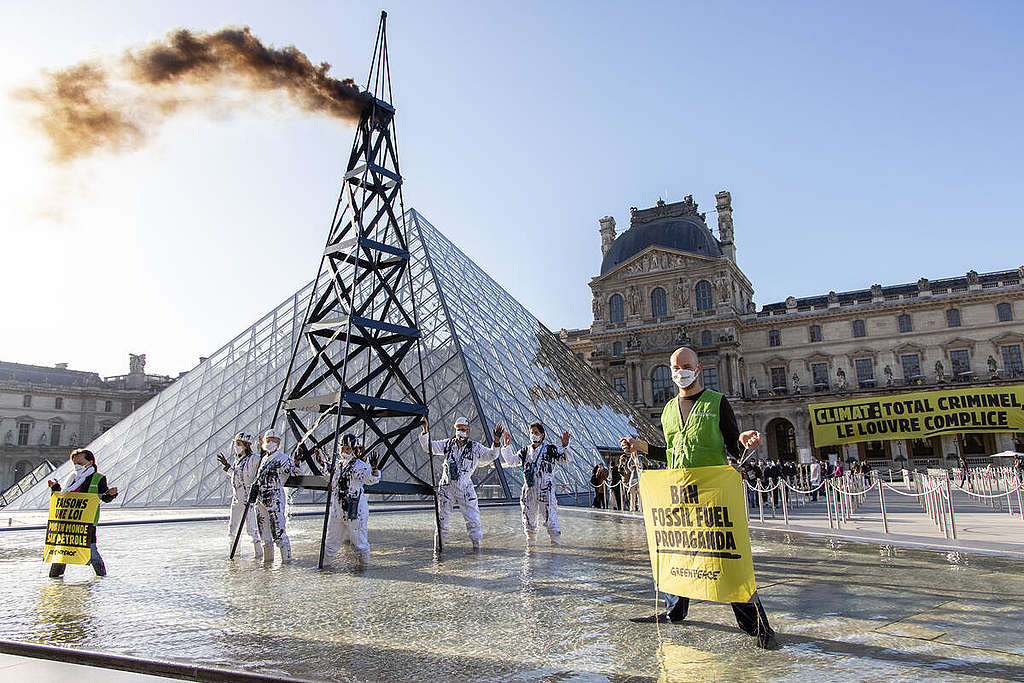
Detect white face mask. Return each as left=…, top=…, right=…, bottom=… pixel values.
left=455, top=429, right=468, bottom=440
left=264, top=440, right=279, bottom=454
left=530, top=433, right=543, bottom=444
left=233, top=444, right=246, bottom=455
left=672, top=368, right=697, bottom=388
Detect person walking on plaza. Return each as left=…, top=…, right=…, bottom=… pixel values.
left=590, top=463, right=607, bottom=509
left=217, top=432, right=262, bottom=559
left=620, top=346, right=778, bottom=649
left=418, top=416, right=502, bottom=549
left=499, top=421, right=573, bottom=544
left=252, top=429, right=299, bottom=563
left=46, top=449, right=118, bottom=578
left=608, top=461, right=622, bottom=510
left=323, top=434, right=381, bottom=564
left=809, top=458, right=822, bottom=502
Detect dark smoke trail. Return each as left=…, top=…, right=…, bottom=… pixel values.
left=16, top=27, right=369, bottom=162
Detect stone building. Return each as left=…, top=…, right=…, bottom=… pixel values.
left=0, top=355, right=178, bottom=492
left=563, top=193, right=1024, bottom=467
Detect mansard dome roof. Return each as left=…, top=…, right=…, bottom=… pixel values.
left=600, top=214, right=722, bottom=275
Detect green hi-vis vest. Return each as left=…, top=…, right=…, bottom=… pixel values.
left=660, top=390, right=728, bottom=469
left=86, top=472, right=103, bottom=523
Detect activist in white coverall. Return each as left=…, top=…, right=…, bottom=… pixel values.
left=324, top=437, right=381, bottom=563
left=253, top=429, right=300, bottom=563
left=499, top=422, right=572, bottom=544
left=418, top=416, right=502, bottom=549
left=216, top=431, right=262, bottom=559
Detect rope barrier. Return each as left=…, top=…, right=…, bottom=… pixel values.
left=880, top=481, right=946, bottom=497
left=947, top=483, right=1024, bottom=499
left=828, top=480, right=877, bottom=498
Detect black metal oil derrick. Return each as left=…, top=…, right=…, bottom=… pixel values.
left=229, top=12, right=442, bottom=565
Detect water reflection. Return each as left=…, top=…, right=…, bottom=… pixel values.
left=34, top=581, right=96, bottom=645
left=1, top=507, right=1023, bottom=681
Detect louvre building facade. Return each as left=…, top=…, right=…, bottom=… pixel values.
left=563, top=193, right=1024, bottom=468
left=7, top=211, right=660, bottom=511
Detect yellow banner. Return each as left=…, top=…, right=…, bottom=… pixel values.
left=639, top=467, right=756, bottom=604
left=809, top=385, right=1024, bottom=447
left=43, top=492, right=99, bottom=565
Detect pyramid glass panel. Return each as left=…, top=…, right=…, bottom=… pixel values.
left=6, top=210, right=661, bottom=511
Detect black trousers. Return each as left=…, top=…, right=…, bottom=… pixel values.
left=668, top=593, right=773, bottom=637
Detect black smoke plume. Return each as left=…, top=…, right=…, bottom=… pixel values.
left=17, top=27, right=369, bottom=162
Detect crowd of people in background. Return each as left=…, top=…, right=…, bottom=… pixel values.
left=590, top=453, right=647, bottom=512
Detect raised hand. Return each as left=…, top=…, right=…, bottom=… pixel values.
left=620, top=437, right=646, bottom=455
left=216, top=453, right=230, bottom=469
left=561, top=431, right=571, bottom=448
left=502, top=430, right=511, bottom=447
left=421, top=417, right=429, bottom=433
left=107, top=487, right=119, bottom=497
left=493, top=423, right=505, bottom=443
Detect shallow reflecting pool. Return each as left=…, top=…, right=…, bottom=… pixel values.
left=1, top=507, right=1023, bottom=681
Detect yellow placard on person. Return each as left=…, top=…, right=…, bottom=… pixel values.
left=43, top=492, right=99, bottom=565
left=639, top=466, right=756, bottom=603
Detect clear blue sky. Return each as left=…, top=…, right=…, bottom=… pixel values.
left=2, top=1, right=1022, bottom=377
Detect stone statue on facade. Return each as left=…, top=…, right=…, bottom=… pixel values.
left=828, top=290, right=838, bottom=304
left=673, top=279, right=689, bottom=309
left=917, top=277, right=930, bottom=292
left=70, top=432, right=79, bottom=446
left=627, top=286, right=642, bottom=316
left=627, top=333, right=642, bottom=351
left=674, top=326, right=690, bottom=345
left=39, top=432, right=47, bottom=445
left=836, top=368, right=848, bottom=390
left=129, top=353, right=146, bottom=374
left=935, top=360, right=945, bottom=382
left=791, top=373, right=800, bottom=394
left=592, top=296, right=602, bottom=320
left=749, top=377, right=758, bottom=397
left=884, top=365, right=894, bottom=386
left=871, top=284, right=883, bottom=298
left=4, top=430, right=12, bottom=445
left=988, top=355, right=999, bottom=377
left=966, top=270, right=980, bottom=286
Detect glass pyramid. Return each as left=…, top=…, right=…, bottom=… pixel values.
left=7, top=209, right=662, bottom=511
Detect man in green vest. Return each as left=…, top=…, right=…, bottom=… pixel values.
left=621, top=346, right=778, bottom=649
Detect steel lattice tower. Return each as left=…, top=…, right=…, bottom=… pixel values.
left=276, top=12, right=440, bottom=564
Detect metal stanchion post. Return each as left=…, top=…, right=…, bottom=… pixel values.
left=945, top=477, right=957, bottom=539
left=879, top=481, right=889, bottom=534
left=825, top=482, right=834, bottom=529
left=782, top=484, right=789, bottom=525
left=757, top=484, right=764, bottom=523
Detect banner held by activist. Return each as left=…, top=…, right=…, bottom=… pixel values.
left=640, top=466, right=756, bottom=603
left=43, top=491, right=100, bottom=565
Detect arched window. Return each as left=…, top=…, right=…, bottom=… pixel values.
left=695, top=280, right=713, bottom=312
left=650, top=287, right=667, bottom=318
left=768, top=329, right=781, bottom=347
left=651, top=365, right=673, bottom=404
left=898, top=314, right=912, bottom=333
left=997, top=303, right=1013, bottom=322
left=609, top=294, right=624, bottom=323
left=701, top=330, right=713, bottom=347
left=612, top=341, right=623, bottom=356
left=946, top=308, right=961, bottom=328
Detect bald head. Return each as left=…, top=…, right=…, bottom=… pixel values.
left=670, top=346, right=702, bottom=395
left=671, top=347, right=699, bottom=370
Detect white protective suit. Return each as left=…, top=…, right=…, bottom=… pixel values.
left=419, top=432, right=499, bottom=545
left=324, top=455, right=381, bottom=560
left=500, top=440, right=572, bottom=540
left=254, top=448, right=300, bottom=562
left=226, top=448, right=262, bottom=556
